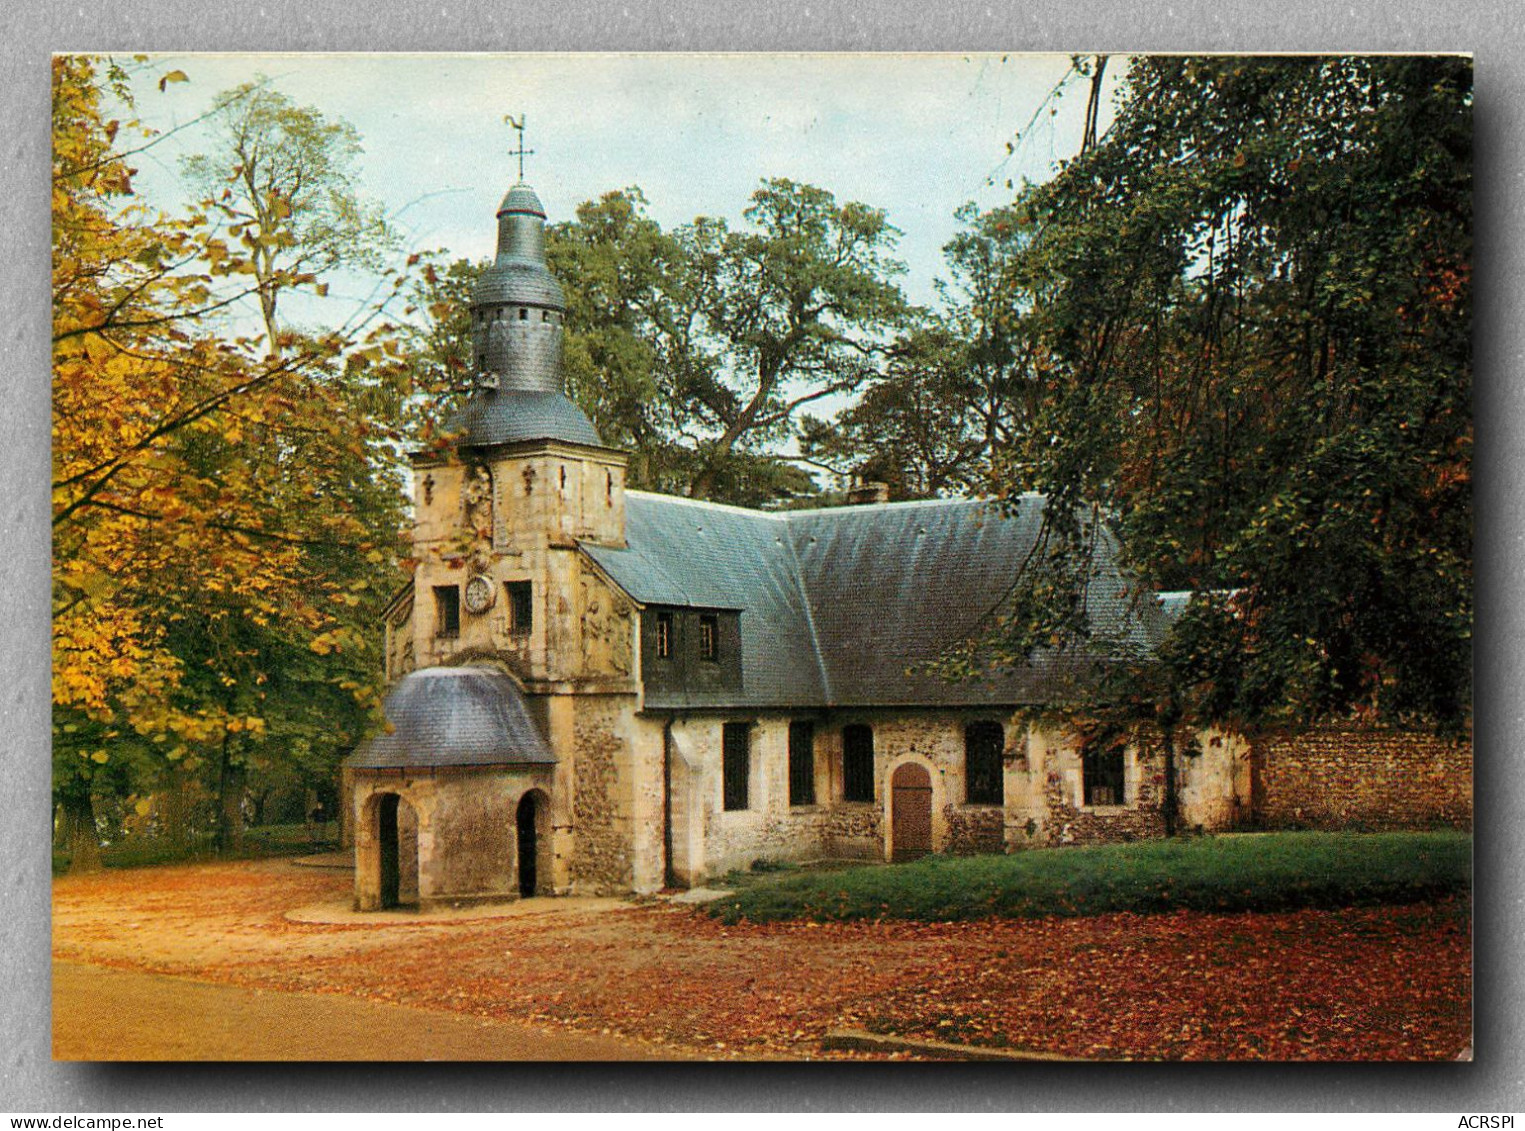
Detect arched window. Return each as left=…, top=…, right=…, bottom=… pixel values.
left=965, top=721, right=1004, bottom=805
left=842, top=724, right=874, bottom=803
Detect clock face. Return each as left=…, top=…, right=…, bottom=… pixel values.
left=463, top=574, right=495, bottom=615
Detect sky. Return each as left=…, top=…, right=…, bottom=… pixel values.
left=115, top=53, right=1122, bottom=326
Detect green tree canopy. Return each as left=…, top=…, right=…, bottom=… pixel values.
left=181, top=78, right=397, bottom=354
left=983, top=55, right=1471, bottom=728
left=408, top=180, right=911, bottom=507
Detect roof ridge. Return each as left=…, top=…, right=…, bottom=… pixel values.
left=781, top=493, right=1042, bottom=518
left=627, top=488, right=1048, bottom=523
left=625, top=489, right=789, bottom=521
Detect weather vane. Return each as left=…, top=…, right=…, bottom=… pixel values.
left=503, top=114, right=534, bottom=182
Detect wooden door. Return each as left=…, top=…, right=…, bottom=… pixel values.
left=891, top=762, right=932, bottom=862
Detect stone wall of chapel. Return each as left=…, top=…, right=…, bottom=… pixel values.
left=567, top=694, right=641, bottom=894
left=349, top=765, right=554, bottom=910
left=1034, top=728, right=1169, bottom=846
left=667, top=716, right=835, bottom=881
left=405, top=446, right=629, bottom=683
left=659, top=712, right=1256, bottom=882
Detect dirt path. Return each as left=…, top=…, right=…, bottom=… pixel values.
left=51, top=857, right=1472, bottom=1060
left=52, top=961, right=667, bottom=1061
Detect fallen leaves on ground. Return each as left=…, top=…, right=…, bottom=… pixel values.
left=52, top=859, right=1470, bottom=1060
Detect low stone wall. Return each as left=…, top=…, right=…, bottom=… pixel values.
left=1251, top=728, right=1472, bottom=830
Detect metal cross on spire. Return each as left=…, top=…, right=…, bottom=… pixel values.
left=503, top=114, right=534, bottom=182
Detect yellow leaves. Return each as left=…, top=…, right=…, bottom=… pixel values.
left=90, top=751, right=109, bottom=764
left=158, top=70, right=189, bottom=92
left=53, top=58, right=407, bottom=786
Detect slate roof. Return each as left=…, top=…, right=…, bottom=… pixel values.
left=581, top=491, right=1168, bottom=711
left=347, top=666, right=555, bottom=769
left=497, top=182, right=548, bottom=218
left=452, top=389, right=603, bottom=449
left=581, top=495, right=824, bottom=708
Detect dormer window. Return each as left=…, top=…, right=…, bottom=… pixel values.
left=640, top=607, right=739, bottom=696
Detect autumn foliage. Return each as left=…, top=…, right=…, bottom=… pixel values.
left=52, top=858, right=1471, bottom=1060
left=51, top=56, right=408, bottom=864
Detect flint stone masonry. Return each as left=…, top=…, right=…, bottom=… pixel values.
left=945, top=803, right=1005, bottom=855
left=570, top=696, right=634, bottom=893
left=1252, top=728, right=1473, bottom=830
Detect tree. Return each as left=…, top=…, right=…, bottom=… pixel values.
left=52, top=57, right=409, bottom=865
left=181, top=79, right=396, bottom=354
left=800, top=325, right=980, bottom=499
left=984, top=56, right=1471, bottom=730
left=678, top=180, right=910, bottom=500
left=412, top=180, right=911, bottom=507
left=803, top=202, right=1051, bottom=498
left=548, top=189, right=699, bottom=492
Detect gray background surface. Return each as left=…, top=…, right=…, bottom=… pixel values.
left=4, top=0, right=1517, bottom=1112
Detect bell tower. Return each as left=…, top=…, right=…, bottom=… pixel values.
left=405, top=129, right=629, bottom=682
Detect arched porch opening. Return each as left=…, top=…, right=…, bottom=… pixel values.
left=516, top=788, right=551, bottom=898
left=375, top=791, right=420, bottom=909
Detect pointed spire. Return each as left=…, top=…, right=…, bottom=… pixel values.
left=451, top=142, right=602, bottom=450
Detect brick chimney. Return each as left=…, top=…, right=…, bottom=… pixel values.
left=845, top=481, right=891, bottom=506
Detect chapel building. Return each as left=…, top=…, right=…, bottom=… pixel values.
left=342, top=174, right=1263, bottom=910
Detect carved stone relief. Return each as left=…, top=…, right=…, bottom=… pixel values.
left=578, top=563, right=633, bottom=677
left=463, top=464, right=493, bottom=544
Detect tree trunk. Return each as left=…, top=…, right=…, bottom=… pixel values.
left=214, top=734, right=246, bottom=856
left=163, top=764, right=192, bottom=852
left=249, top=787, right=269, bottom=829
left=58, top=777, right=101, bottom=874
left=1081, top=55, right=1109, bottom=154
left=1160, top=726, right=1179, bottom=838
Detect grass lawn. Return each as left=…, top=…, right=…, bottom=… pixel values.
left=707, top=830, right=1471, bottom=925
